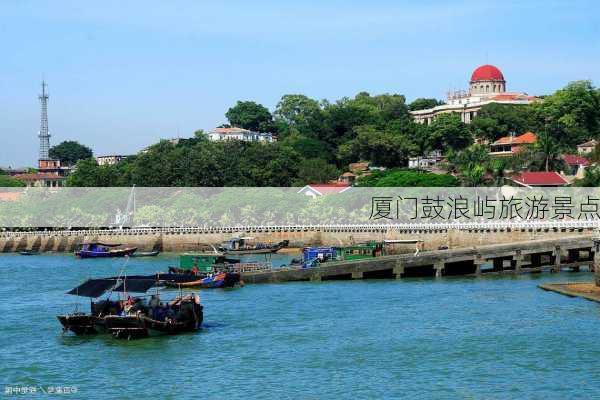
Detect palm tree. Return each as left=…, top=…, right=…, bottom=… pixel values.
left=534, top=132, right=561, bottom=172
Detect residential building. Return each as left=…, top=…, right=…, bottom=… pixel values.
left=411, top=65, right=537, bottom=125
left=408, top=150, right=443, bottom=170
left=96, top=155, right=128, bottom=166
left=508, top=171, right=569, bottom=187
left=207, top=127, right=276, bottom=143
left=489, top=132, right=537, bottom=156
left=577, top=140, right=597, bottom=154
left=562, top=154, right=589, bottom=178
left=297, top=183, right=351, bottom=197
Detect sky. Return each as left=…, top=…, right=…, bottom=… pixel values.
left=1, top=0, right=599, bottom=167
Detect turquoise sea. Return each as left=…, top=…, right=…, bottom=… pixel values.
left=2, top=253, right=600, bottom=399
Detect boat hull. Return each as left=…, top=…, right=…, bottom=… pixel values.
left=75, top=247, right=137, bottom=258
left=57, top=314, right=105, bottom=335
left=104, top=305, right=203, bottom=339
left=164, top=273, right=240, bottom=289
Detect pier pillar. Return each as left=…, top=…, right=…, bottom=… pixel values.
left=351, top=271, right=363, bottom=280
left=474, top=255, right=485, bottom=276
left=393, top=260, right=404, bottom=280
left=553, top=247, right=561, bottom=273
left=512, top=254, right=523, bottom=274
left=594, top=240, right=600, bottom=286
left=434, top=261, right=444, bottom=278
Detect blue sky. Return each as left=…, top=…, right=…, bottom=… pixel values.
left=1, top=0, right=599, bottom=167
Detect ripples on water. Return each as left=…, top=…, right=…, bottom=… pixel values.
left=1, top=253, right=600, bottom=399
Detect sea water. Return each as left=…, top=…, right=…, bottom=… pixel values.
left=1, top=254, right=600, bottom=399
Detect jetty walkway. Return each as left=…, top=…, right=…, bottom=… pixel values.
left=242, top=236, right=599, bottom=283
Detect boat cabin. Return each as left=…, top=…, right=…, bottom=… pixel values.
left=179, top=253, right=238, bottom=273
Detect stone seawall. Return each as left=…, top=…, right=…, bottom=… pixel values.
left=0, top=228, right=592, bottom=253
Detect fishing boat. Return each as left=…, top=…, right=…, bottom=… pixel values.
left=131, top=250, right=160, bottom=257
left=302, top=241, right=387, bottom=268
left=164, top=271, right=241, bottom=289
left=57, top=276, right=156, bottom=335
left=74, top=242, right=137, bottom=258
left=57, top=277, right=203, bottom=339
left=218, top=237, right=289, bottom=255
left=103, top=294, right=202, bottom=339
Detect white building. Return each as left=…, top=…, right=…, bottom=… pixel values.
left=96, top=155, right=128, bottom=166
left=207, top=127, right=276, bottom=143
left=411, top=65, right=537, bottom=125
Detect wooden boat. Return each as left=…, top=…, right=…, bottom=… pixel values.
left=219, top=237, right=289, bottom=255
left=302, top=241, right=387, bottom=268
left=57, top=277, right=156, bottom=335
left=74, top=242, right=137, bottom=258
left=164, top=272, right=240, bottom=289
left=131, top=250, right=160, bottom=257
left=103, top=294, right=203, bottom=339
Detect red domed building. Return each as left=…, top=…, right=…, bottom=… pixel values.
left=411, top=64, right=537, bottom=125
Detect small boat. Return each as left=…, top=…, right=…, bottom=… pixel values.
left=164, top=272, right=241, bottom=289
left=131, top=250, right=160, bottom=257
left=103, top=294, right=202, bottom=339
left=57, top=277, right=156, bottom=335
left=74, top=242, right=137, bottom=258
left=19, top=250, right=39, bottom=256
left=57, top=277, right=203, bottom=339
left=302, top=241, right=387, bottom=268
left=219, top=237, right=289, bottom=255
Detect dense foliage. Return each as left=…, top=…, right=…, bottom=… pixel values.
left=356, top=169, right=459, bottom=187
left=49, top=140, right=93, bottom=166
left=65, top=80, right=600, bottom=187
left=0, top=169, right=25, bottom=187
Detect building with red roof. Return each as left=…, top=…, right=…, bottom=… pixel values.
left=297, top=183, right=351, bottom=197
left=490, top=132, right=537, bottom=156
left=562, top=154, right=590, bottom=177
left=411, top=64, right=538, bottom=125
left=508, top=171, right=569, bottom=187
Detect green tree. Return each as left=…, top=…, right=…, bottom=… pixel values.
left=225, top=101, right=274, bottom=132
left=470, top=103, right=535, bottom=141
left=533, top=132, right=562, bottom=172
left=447, top=145, right=490, bottom=186
left=0, top=170, right=25, bottom=187
left=274, top=94, right=323, bottom=138
left=427, top=113, right=472, bottom=151
left=356, top=169, right=458, bottom=187
left=337, top=125, right=417, bottom=168
left=49, top=140, right=93, bottom=166
left=408, top=98, right=443, bottom=111
left=575, top=165, right=600, bottom=186
left=532, top=80, right=600, bottom=147
left=293, top=158, right=339, bottom=185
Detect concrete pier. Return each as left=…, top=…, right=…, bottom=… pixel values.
left=242, top=236, right=596, bottom=284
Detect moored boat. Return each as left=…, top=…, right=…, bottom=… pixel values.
left=104, top=294, right=203, bottom=339
left=19, top=250, right=39, bottom=256
left=131, top=250, right=160, bottom=257
left=164, top=272, right=241, bottom=289
left=219, top=237, right=289, bottom=255
left=57, top=277, right=155, bottom=335
left=74, top=242, right=137, bottom=258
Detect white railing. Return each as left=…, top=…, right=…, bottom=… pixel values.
left=0, top=220, right=598, bottom=238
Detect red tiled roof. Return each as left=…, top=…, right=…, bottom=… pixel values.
left=302, top=183, right=351, bottom=195
left=471, top=65, right=504, bottom=82
left=563, top=154, right=590, bottom=166
left=14, top=173, right=64, bottom=181
left=490, top=93, right=537, bottom=101
left=578, top=140, right=598, bottom=148
left=511, top=172, right=568, bottom=186
left=493, top=132, right=537, bottom=145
